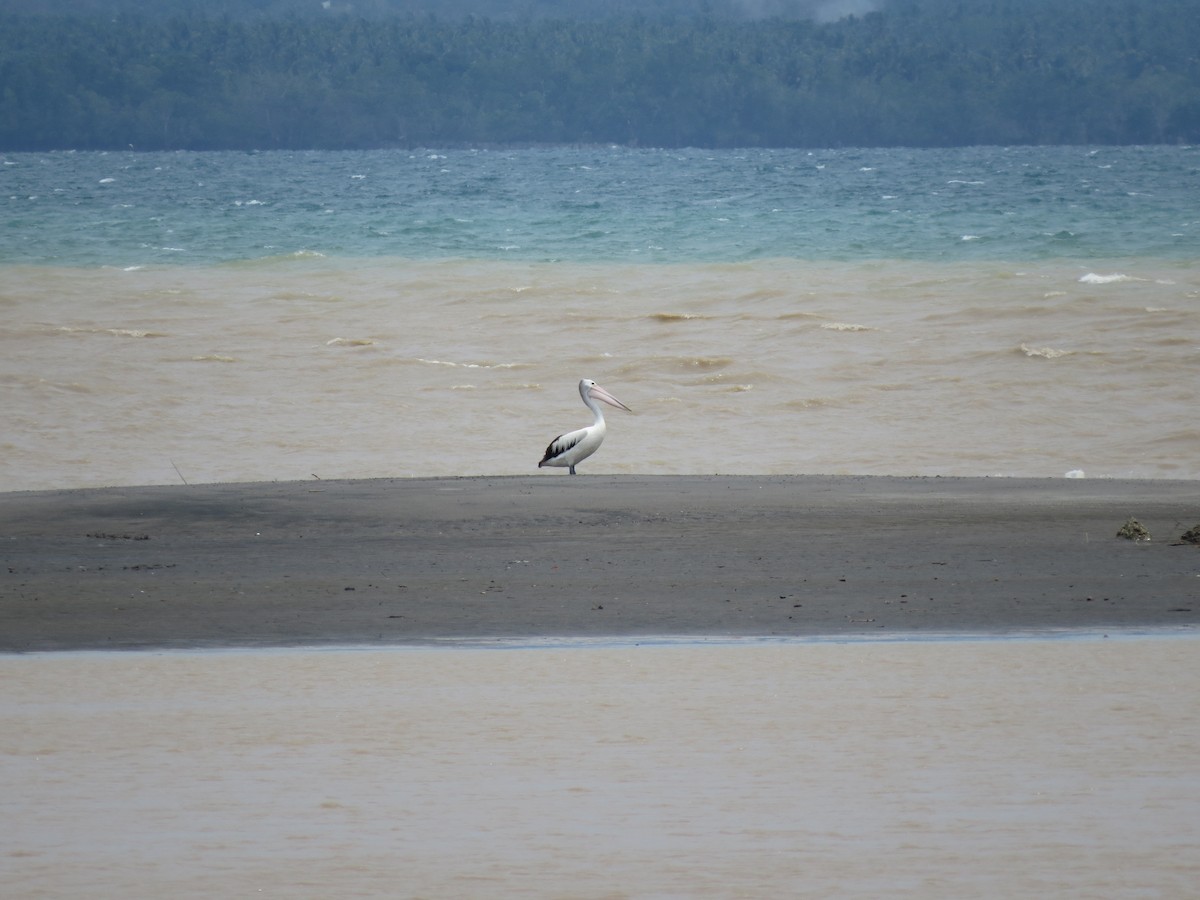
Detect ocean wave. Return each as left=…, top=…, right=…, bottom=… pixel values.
left=1079, top=272, right=1133, bottom=284
left=109, top=328, right=167, bottom=338
left=51, top=325, right=168, bottom=338
left=326, top=337, right=375, bottom=347
left=777, top=311, right=826, bottom=321
left=784, top=396, right=839, bottom=410
left=413, top=358, right=525, bottom=369
left=639, top=355, right=736, bottom=371
left=2, top=374, right=93, bottom=394
left=820, top=322, right=875, bottom=332
left=1018, top=343, right=1073, bottom=359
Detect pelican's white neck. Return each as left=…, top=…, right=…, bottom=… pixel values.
left=584, top=393, right=606, bottom=426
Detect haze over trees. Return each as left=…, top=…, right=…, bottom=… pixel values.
left=2, top=0, right=1197, bottom=150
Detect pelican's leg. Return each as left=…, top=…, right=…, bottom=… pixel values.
left=569, top=465, right=577, bottom=475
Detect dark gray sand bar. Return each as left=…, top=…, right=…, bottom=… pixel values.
left=2, top=475, right=1197, bottom=651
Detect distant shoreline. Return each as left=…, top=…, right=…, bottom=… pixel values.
left=3, top=474, right=1197, bottom=652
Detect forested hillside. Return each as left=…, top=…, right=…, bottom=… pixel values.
left=2, top=0, right=1197, bottom=150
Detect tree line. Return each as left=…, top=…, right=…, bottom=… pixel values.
left=2, top=0, right=1197, bottom=150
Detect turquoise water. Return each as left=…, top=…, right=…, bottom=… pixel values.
left=4, top=145, right=1197, bottom=267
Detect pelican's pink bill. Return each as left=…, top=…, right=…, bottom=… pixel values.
left=587, top=383, right=632, bottom=412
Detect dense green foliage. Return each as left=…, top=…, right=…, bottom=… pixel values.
left=2, top=0, right=1198, bottom=150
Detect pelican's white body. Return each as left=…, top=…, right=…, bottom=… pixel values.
left=538, top=379, right=631, bottom=474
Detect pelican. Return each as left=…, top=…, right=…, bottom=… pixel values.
left=538, top=379, right=632, bottom=474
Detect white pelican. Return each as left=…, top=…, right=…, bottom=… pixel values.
left=538, top=378, right=632, bottom=474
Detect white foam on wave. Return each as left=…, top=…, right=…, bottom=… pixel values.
left=106, top=328, right=166, bottom=338
left=821, top=322, right=874, bottom=332
left=414, top=358, right=522, bottom=369
left=1019, top=343, right=1073, bottom=359
left=1079, top=272, right=1132, bottom=284
left=51, top=325, right=166, bottom=338
left=326, top=337, right=375, bottom=347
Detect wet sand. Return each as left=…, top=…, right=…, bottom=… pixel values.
left=2, top=475, right=1198, bottom=651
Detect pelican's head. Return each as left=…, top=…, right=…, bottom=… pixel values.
left=579, top=378, right=631, bottom=412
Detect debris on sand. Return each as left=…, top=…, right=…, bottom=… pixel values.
left=1116, top=518, right=1151, bottom=542
left=1179, top=525, right=1200, bottom=545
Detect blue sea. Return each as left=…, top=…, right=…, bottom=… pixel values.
left=1, top=145, right=1197, bottom=488
left=4, top=145, right=1197, bottom=267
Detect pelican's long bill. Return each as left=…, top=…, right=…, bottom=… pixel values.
left=587, top=383, right=632, bottom=413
